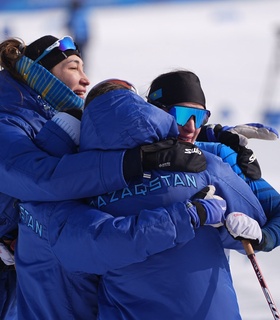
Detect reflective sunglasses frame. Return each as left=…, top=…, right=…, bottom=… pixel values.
left=169, top=105, right=211, bottom=129
left=24, top=36, right=77, bottom=74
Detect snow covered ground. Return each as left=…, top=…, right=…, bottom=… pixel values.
left=1, top=1, right=280, bottom=319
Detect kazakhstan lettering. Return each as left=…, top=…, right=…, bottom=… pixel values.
left=19, top=206, right=43, bottom=237
left=90, top=173, right=197, bottom=209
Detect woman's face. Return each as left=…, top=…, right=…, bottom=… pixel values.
left=171, top=102, right=204, bottom=144
left=51, top=55, right=90, bottom=100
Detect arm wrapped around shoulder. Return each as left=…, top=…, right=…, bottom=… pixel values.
left=197, top=123, right=272, bottom=180
left=141, top=138, right=207, bottom=173
left=198, top=123, right=279, bottom=145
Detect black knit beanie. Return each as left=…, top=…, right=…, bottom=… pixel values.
left=148, top=70, right=206, bottom=109
left=24, top=35, right=80, bottom=71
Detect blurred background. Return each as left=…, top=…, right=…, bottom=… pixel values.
left=1, top=1, right=280, bottom=319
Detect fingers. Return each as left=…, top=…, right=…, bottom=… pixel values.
left=232, top=124, right=279, bottom=141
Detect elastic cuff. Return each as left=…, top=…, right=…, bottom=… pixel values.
left=52, top=112, right=81, bottom=145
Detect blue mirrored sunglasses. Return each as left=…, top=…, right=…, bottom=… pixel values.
left=169, top=106, right=211, bottom=129
left=24, top=36, right=77, bottom=74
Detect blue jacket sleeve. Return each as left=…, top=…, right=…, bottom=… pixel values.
left=197, top=141, right=247, bottom=180
left=198, top=142, right=280, bottom=251
left=34, top=120, right=77, bottom=156
left=0, top=120, right=128, bottom=201
left=248, top=178, right=280, bottom=251
left=20, top=200, right=196, bottom=275
left=0, top=121, right=73, bottom=239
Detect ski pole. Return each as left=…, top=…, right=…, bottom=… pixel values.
left=242, top=240, right=280, bottom=320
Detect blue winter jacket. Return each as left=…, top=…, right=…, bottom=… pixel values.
left=0, top=70, right=128, bottom=320
left=78, top=90, right=266, bottom=319
left=0, top=70, right=128, bottom=203
left=15, top=89, right=208, bottom=319
left=16, top=89, right=267, bottom=319
left=0, top=69, right=132, bottom=239
left=36, top=121, right=280, bottom=252
left=16, top=198, right=202, bottom=320
left=16, top=88, right=270, bottom=320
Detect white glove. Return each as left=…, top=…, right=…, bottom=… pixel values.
left=0, top=242, right=15, bottom=266
left=228, top=123, right=279, bottom=147
left=225, top=212, right=262, bottom=243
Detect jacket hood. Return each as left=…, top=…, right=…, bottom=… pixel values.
left=80, top=89, right=179, bottom=151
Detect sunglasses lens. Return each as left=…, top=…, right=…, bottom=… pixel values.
left=194, top=109, right=209, bottom=128
left=58, top=36, right=76, bottom=51
left=169, top=106, right=210, bottom=128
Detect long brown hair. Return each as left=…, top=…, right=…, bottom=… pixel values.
left=0, top=38, right=26, bottom=82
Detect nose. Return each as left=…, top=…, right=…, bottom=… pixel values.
left=181, top=116, right=196, bottom=132
left=80, top=73, right=90, bottom=86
